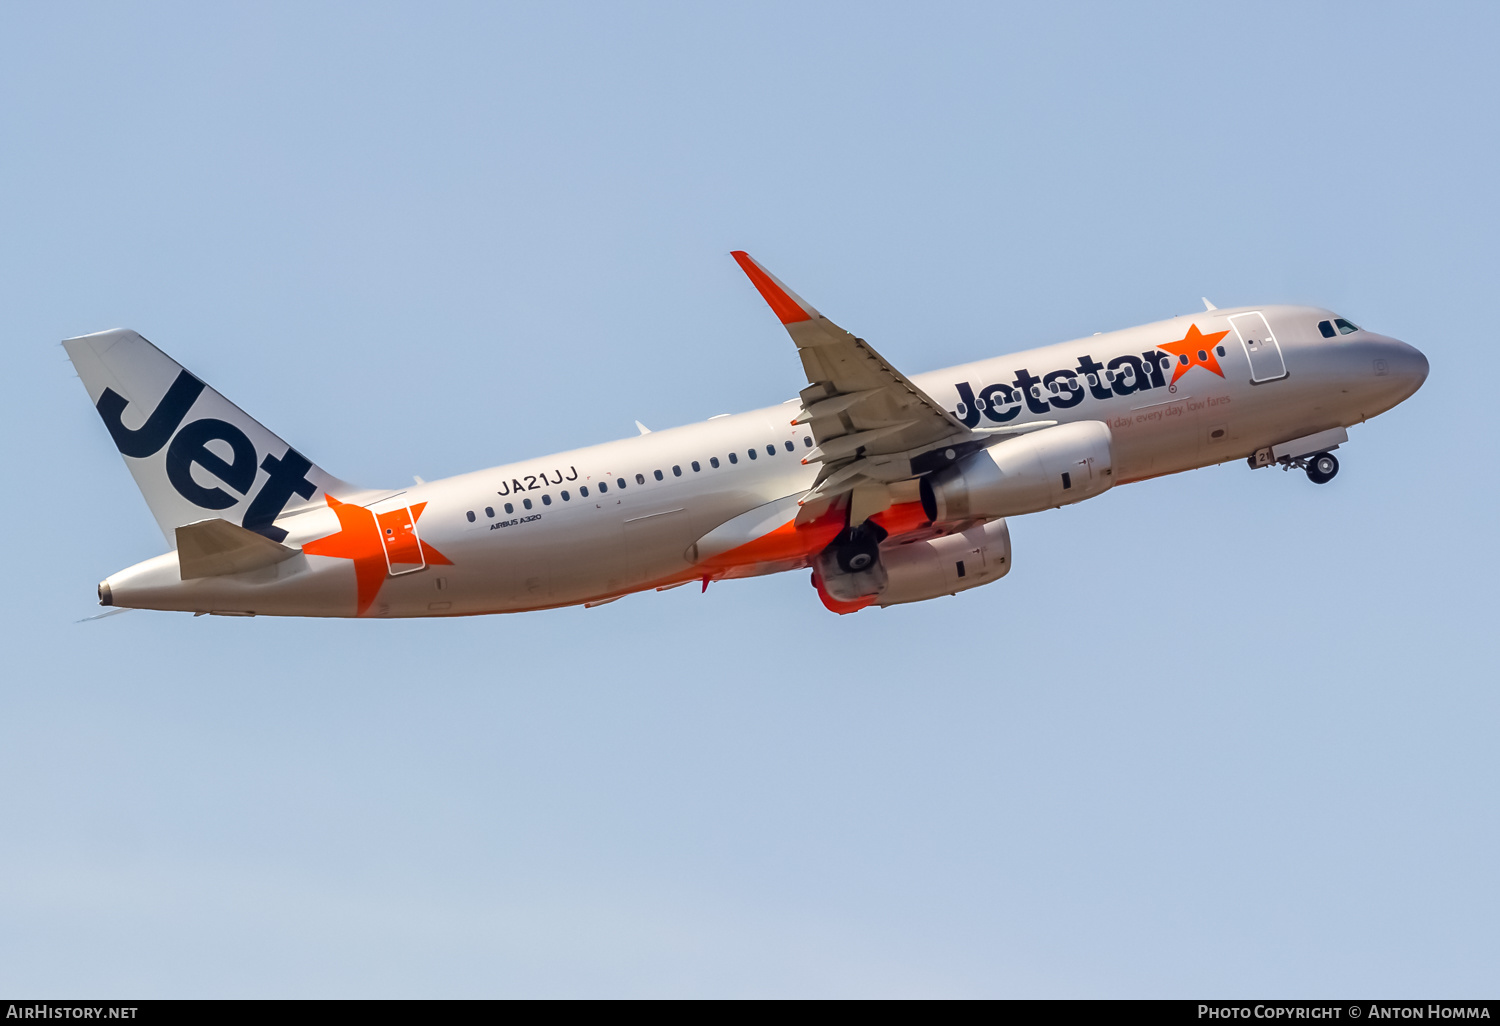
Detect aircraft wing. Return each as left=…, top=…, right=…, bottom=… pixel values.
left=731, top=251, right=971, bottom=518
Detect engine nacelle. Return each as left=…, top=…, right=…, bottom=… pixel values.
left=920, top=420, right=1113, bottom=523
left=877, top=518, right=1012, bottom=607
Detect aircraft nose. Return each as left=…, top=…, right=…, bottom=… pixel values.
left=1387, top=339, right=1429, bottom=397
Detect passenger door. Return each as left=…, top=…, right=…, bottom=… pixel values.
left=1228, top=311, right=1288, bottom=383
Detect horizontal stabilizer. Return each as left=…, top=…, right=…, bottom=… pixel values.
left=175, top=518, right=299, bottom=580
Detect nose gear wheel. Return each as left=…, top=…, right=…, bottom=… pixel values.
left=1305, top=452, right=1339, bottom=484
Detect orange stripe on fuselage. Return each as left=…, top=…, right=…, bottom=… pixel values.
left=697, top=502, right=845, bottom=572
left=695, top=499, right=931, bottom=573
left=869, top=500, right=929, bottom=538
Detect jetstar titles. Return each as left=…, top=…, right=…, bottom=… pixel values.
left=953, top=325, right=1229, bottom=427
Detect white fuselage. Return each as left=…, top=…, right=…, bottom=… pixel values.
left=101, top=304, right=1427, bottom=617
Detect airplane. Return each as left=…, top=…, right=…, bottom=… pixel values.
left=67, top=252, right=1428, bottom=618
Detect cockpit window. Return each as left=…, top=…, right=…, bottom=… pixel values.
left=1335, top=318, right=1360, bottom=335
left=1318, top=319, right=1336, bottom=338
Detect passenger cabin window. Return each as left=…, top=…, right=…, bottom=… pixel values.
left=1335, top=318, right=1360, bottom=335
left=784, top=440, right=794, bottom=452
left=635, top=473, right=645, bottom=485
left=728, top=452, right=739, bottom=464
left=1318, top=319, right=1336, bottom=338
left=598, top=482, right=607, bottom=493
left=505, top=502, right=514, bottom=514
left=617, top=477, right=627, bottom=489
left=485, top=507, right=495, bottom=518
left=692, top=461, right=701, bottom=472
left=523, top=498, right=532, bottom=510
left=803, top=436, right=812, bottom=447
left=710, top=457, right=719, bottom=468
left=562, top=490, right=570, bottom=501
left=580, top=486, right=589, bottom=497
left=766, top=444, right=775, bottom=456
left=466, top=510, right=475, bottom=522
left=748, top=449, right=758, bottom=460
left=672, top=466, right=681, bottom=477
left=542, top=494, right=552, bottom=505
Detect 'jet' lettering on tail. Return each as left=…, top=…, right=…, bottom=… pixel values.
left=95, top=369, right=316, bottom=541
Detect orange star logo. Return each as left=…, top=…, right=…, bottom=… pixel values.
left=1157, top=323, right=1232, bottom=385
left=302, top=495, right=452, bottom=616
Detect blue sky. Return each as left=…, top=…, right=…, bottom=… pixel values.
left=1, top=1, right=1496, bottom=996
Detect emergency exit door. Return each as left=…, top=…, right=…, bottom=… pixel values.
left=1229, top=311, right=1288, bottom=383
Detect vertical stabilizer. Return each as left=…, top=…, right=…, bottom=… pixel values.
left=63, top=329, right=359, bottom=544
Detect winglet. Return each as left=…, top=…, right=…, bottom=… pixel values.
left=731, top=251, right=816, bottom=325
left=1202, top=297, right=1218, bottom=311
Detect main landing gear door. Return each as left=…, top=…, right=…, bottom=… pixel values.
left=1229, top=311, right=1288, bottom=383
left=377, top=506, right=428, bottom=576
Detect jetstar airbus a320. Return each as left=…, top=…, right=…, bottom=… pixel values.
left=68, top=252, right=1428, bottom=618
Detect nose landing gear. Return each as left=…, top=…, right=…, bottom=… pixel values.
left=1305, top=452, right=1339, bottom=484
left=1246, top=446, right=1341, bottom=483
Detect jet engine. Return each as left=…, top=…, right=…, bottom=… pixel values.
left=920, top=420, right=1113, bottom=524
left=876, top=518, right=1011, bottom=607
left=812, top=518, right=1012, bottom=609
